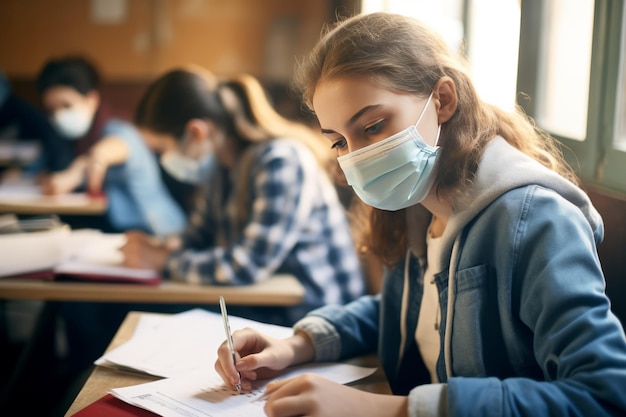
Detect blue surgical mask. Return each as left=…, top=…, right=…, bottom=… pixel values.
left=337, top=92, right=440, bottom=211
left=160, top=149, right=216, bottom=185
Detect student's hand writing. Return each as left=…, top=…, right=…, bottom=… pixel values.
left=262, top=373, right=408, bottom=417
left=120, top=231, right=170, bottom=269
left=215, top=329, right=315, bottom=392
left=40, top=168, right=83, bottom=195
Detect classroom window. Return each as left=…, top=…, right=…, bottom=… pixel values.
left=360, top=0, right=520, bottom=111
left=518, top=0, right=626, bottom=194
left=464, top=0, right=520, bottom=111
left=534, top=0, right=594, bottom=141
left=614, top=9, right=626, bottom=153
left=360, top=0, right=464, bottom=52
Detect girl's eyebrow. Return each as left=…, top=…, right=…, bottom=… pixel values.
left=320, top=104, right=383, bottom=135
left=348, top=104, right=382, bottom=125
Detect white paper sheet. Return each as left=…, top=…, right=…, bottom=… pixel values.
left=111, top=363, right=377, bottom=417
left=0, top=175, right=95, bottom=206
left=95, top=309, right=294, bottom=377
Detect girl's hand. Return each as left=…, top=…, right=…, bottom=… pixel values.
left=85, top=158, right=108, bottom=194
left=262, top=374, right=408, bottom=417
left=215, top=329, right=315, bottom=392
left=120, top=231, right=170, bottom=269
left=40, top=168, right=83, bottom=195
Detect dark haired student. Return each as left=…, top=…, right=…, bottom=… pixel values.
left=36, top=55, right=185, bottom=235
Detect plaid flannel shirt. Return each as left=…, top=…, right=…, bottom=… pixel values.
left=164, top=139, right=365, bottom=324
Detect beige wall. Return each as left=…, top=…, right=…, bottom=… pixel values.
left=0, top=0, right=330, bottom=81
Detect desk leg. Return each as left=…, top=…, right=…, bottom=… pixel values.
left=0, top=301, right=59, bottom=408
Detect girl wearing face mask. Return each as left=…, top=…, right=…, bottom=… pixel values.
left=122, top=67, right=365, bottom=326
left=35, top=56, right=186, bottom=236
left=214, top=13, right=626, bottom=417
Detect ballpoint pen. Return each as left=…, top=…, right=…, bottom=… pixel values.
left=219, top=295, right=241, bottom=394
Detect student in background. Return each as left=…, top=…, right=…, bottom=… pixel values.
left=121, top=67, right=366, bottom=326
left=215, top=13, right=626, bottom=417
left=0, top=68, right=61, bottom=174
left=36, top=55, right=186, bottom=236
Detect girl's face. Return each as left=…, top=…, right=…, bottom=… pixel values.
left=138, top=128, right=179, bottom=154
left=42, top=86, right=98, bottom=118
left=312, top=75, right=439, bottom=156
left=43, top=86, right=99, bottom=138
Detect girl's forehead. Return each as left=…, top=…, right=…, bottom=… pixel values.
left=313, top=76, right=414, bottom=120
left=315, top=77, right=385, bottom=106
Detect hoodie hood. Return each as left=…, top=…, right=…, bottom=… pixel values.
left=438, top=136, right=603, bottom=266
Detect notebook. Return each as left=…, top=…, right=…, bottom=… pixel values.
left=0, top=227, right=160, bottom=285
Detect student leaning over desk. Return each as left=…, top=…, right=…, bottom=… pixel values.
left=36, top=55, right=186, bottom=235
left=215, top=12, right=626, bottom=417
left=120, top=67, right=366, bottom=326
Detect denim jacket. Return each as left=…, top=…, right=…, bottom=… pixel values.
left=102, top=119, right=186, bottom=236
left=295, top=137, right=626, bottom=416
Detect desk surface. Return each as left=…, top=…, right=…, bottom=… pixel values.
left=0, top=173, right=107, bottom=215
left=0, top=194, right=107, bottom=215
left=65, top=312, right=391, bottom=416
left=0, top=275, right=305, bottom=305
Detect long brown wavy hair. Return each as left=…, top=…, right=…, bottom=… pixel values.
left=293, top=12, right=579, bottom=266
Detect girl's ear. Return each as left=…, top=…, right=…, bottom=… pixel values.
left=85, top=90, right=101, bottom=113
left=433, top=76, right=458, bottom=124
left=184, top=119, right=211, bottom=142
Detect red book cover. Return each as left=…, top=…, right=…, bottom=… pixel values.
left=2, top=263, right=161, bottom=285
left=70, top=394, right=159, bottom=417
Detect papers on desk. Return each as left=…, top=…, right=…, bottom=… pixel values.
left=96, top=309, right=293, bottom=377
left=0, top=173, right=106, bottom=216
left=0, top=228, right=160, bottom=284
left=0, top=174, right=97, bottom=207
left=96, top=310, right=376, bottom=417
left=0, top=218, right=70, bottom=276
left=111, top=364, right=376, bottom=417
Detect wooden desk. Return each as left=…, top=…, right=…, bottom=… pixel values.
left=0, top=275, right=305, bottom=305
left=0, top=194, right=107, bottom=215
left=0, top=174, right=107, bottom=215
left=65, top=312, right=391, bottom=416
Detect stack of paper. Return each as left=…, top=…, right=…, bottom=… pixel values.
left=111, top=364, right=376, bottom=417
left=2, top=229, right=160, bottom=283
left=94, top=309, right=377, bottom=417
left=96, top=309, right=294, bottom=377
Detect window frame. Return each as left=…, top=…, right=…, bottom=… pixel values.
left=517, top=0, right=626, bottom=194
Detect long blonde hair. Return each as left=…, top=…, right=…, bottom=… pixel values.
left=294, top=12, right=578, bottom=265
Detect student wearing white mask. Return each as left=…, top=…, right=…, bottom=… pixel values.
left=122, top=67, right=366, bottom=326
left=36, top=56, right=186, bottom=235
left=215, top=13, right=626, bottom=417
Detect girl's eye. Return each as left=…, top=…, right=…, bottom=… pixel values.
left=364, top=120, right=384, bottom=135
left=330, top=138, right=347, bottom=151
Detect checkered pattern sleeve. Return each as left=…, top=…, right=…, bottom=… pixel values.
left=163, top=143, right=315, bottom=285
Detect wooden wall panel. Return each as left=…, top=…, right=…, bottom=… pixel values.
left=0, top=0, right=330, bottom=81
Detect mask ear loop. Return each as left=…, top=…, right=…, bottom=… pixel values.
left=433, top=124, right=442, bottom=147
left=415, top=92, right=441, bottom=147
left=415, top=92, right=434, bottom=127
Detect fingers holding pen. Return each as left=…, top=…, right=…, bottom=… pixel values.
left=215, top=327, right=290, bottom=391
left=216, top=340, right=243, bottom=389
